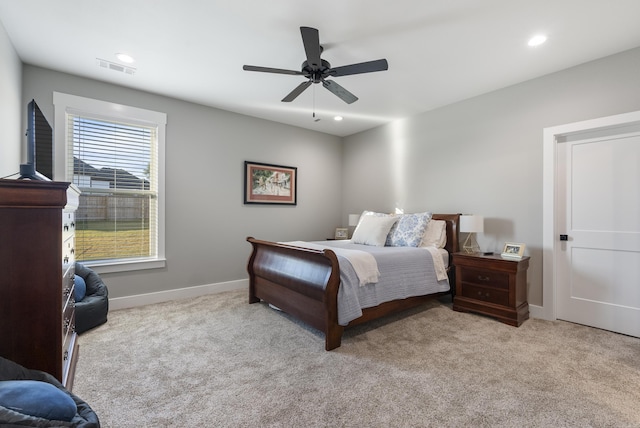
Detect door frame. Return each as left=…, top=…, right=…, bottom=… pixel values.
left=541, top=110, right=640, bottom=321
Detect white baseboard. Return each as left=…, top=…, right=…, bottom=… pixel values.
left=109, top=279, right=248, bottom=311
left=109, top=283, right=549, bottom=322
left=529, top=304, right=547, bottom=320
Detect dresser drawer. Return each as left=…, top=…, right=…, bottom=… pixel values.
left=63, top=303, right=75, bottom=336
left=62, top=311, right=76, bottom=373
left=460, top=267, right=509, bottom=289
left=62, top=267, right=74, bottom=308
left=461, top=283, right=509, bottom=306
left=61, top=211, right=75, bottom=240
left=62, top=235, right=75, bottom=269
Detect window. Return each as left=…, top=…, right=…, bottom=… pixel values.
left=54, top=93, right=166, bottom=273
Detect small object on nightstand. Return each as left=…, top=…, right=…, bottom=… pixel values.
left=334, top=227, right=348, bottom=240
left=483, top=251, right=494, bottom=256
left=452, top=252, right=530, bottom=326
left=501, top=242, right=526, bottom=259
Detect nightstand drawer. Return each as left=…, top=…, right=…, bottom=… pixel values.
left=461, top=283, right=509, bottom=306
left=460, top=267, right=509, bottom=289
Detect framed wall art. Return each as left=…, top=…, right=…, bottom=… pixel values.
left=244, top=161, right=297, bottom=205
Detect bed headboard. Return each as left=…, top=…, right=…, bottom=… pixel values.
left=431, top=213, right=460, bottom=255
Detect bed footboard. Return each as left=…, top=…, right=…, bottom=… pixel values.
left=246, top=237, right=343, bottom=350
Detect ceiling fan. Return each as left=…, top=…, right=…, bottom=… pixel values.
left=243, top=26, right=388, bottom=104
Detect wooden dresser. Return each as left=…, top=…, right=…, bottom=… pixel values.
left=0, top=179, right=80, bottom=389
left=452, top=252, right=530, bottom=327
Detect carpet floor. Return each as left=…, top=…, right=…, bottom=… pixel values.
left=73, top=290, right=640, bottom=427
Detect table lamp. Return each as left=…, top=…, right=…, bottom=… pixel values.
left=460, top=214, right=484, bottom=253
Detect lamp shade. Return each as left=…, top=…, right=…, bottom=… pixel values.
left=460, top=215, right=484, bottom=233
left=348, top=214, right=360, bottom=227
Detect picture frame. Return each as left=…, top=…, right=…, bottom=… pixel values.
left=334, top=227, right=348, bottom=240
left=244, top=161, right=297, bottom=205
left=501, top=242, right=525, bottom=259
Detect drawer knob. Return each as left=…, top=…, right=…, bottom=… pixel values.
left=477, top=275, right=490, bottom=282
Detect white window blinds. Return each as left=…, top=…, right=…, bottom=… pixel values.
left=67, top=114, right=159, bottom=263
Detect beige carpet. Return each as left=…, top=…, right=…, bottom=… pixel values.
left=73, top=290, right=640, bottom=427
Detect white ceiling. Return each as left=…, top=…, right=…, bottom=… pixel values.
left=1, top=1, right=640, bottom=137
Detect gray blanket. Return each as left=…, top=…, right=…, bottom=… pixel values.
left=311, top=241, right=450, bottom=325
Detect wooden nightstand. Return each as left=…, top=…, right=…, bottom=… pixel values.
left=452, top=252, right=530, bottom=326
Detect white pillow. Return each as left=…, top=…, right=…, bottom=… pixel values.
left=420, top=219, right=447, bottom=248
left=351, top=215, right=398, bottom=246
left=356, top=210, right=391, bottom=226
left=386, top=212, right=432, bottom=247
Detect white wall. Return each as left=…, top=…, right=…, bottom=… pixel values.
left=342, top=47, right=640, bottom=306
left=0, top=19, right=22, bottom=178
left=20, top=66, right=343, bottom=299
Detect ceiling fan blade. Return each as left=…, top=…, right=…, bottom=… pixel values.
left=322, top=80, right=358, bottom=104
left=282, top=81, right=312, bottom=102
left=329, top=59, right=389, bottom=77
left=243, top=65, right=303, bottom=76
left=300, top=27, right=322, bottom=69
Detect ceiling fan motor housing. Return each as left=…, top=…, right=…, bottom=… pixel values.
left=302, top=59, right=331, bottom=83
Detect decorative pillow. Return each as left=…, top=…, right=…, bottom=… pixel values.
left=355, top=210, right=391, bottom=227
left=0, top=380, right=77, bottom=422
left=351, top=215, right=398, bottom=246
left=386, top=212, right=432, bottom=247
left=74, top=275, right=86, bottom=302
left=420, top=219, right=447, bottom=248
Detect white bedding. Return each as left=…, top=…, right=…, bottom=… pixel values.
left=308, top=240, right=450, bottom=325
left=285, top=241, right=380, bottom=286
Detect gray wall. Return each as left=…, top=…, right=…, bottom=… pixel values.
left=0, top=19, right=22, bottom=177
left=18, top=66, right=343, bottom=299
left=5, top=16, right=640, bottom=308
left=342, top=47, right=640, bottom=306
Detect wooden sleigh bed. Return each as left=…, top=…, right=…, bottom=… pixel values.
left=247, top=213, right=460, bottom=350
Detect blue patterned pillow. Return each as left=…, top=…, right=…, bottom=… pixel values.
left=386, top=212, right=432, bottom=247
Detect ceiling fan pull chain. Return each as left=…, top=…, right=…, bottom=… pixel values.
left=313, top=85, right=320, bottom=121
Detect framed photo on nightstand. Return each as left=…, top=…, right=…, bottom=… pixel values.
left=501, top=242, right=525, bottom=259
left=334, top=228, right=348, bottom=240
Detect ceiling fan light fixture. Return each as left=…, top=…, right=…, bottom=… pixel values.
left=528, top=34, right=547, bottom=47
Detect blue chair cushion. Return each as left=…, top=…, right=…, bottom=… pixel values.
left=0, top=380, right=77, bottom=422
left=74, top=274, right=86, bottom=302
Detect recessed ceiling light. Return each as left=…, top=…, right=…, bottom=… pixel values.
left=334, top=116, right=343, bottom=121
left=116, top=53, right=135, bottom=63
left=528, top=35, right=547, bottom=47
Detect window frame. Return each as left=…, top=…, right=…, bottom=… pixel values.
left=53, top=92, right=166, bottom=274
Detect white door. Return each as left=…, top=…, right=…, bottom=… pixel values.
left=556, top=130, right=640, bottom=337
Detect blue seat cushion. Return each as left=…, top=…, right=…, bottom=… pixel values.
left=0, top=380, right=77, bottom=422
left=74, top=274, right=87, bottom=302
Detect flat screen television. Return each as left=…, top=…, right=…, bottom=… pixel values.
left=19, top=99, right=53, bottom=180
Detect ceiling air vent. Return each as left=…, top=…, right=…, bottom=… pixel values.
left=97, top=58, right=136, bottom=75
